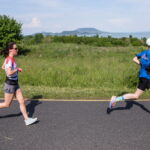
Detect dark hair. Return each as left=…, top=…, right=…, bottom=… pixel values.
left=2, top=42, right=16, bottom=57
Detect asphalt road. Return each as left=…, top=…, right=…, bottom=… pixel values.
left=0, top=99, right=150, bottom=150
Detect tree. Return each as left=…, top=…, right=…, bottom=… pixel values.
left=34, top=33, right=44, bottom=44
left=141, top=37, right=147, bottom=46
left=0, top=15, right=22, bottom=49
left=129, top=35, right=133, bottom=39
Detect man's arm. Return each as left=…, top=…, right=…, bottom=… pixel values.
left=133, top=56, right=140, bottom=65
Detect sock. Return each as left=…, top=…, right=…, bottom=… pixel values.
left=115, top=96, right=124, bottom=102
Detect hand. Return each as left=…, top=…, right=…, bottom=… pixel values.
left=17, top=68, right=22, bottom=72
left=1, top=65, right=5, bottom=70
left=1, top=63, right=5, bottom=70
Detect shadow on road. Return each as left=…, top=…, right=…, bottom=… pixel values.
left=0, top=112, right=22, bottom=119
left=107, top=100, right=150, bottom=114
left=26, top=100, right=42, bottom=117
left=0, top=100, right=42, bottom=119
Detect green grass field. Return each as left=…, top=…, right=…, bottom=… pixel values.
left=0, top=42, right=149, bottom=99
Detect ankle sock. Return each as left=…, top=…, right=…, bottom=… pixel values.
left=115, top=96, right=124, bottom=102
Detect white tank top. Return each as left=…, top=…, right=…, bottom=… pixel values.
left=4, top=56, right=18, bottom=80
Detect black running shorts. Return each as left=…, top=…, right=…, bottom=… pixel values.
left=4, top=83, right=20, bottom=94
left=138, top=78, right=150, bottom=91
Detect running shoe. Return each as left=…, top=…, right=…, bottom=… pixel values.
left=109, top=96, right=116, bottom=109
left=24, top=117, right=38, bottom=126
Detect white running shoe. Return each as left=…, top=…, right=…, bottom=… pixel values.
left=24, top=117, right=38, bottom=126
left=109, top=96, right=116, bottom=109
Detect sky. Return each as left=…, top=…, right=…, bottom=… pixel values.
left=1, top=0, right=150, bottom=35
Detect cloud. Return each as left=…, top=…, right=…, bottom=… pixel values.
left=108, top=18, right=131, bottom=26
left=23, top=17, right=41, bottom=28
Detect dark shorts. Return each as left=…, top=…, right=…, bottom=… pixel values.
left=4, top=83, right=20, bottom=94
left=137, top=78, right=150, bottom=91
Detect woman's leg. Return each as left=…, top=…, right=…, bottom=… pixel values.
left=16, top=88, right=38, bottom=125
left=15, top=88, right=28, bottom=120
left=0, top=93, right=14, bottom=108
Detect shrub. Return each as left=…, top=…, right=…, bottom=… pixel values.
left=0, top=15, right=22, bottom=50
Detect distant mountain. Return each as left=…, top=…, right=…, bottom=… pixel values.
left=33, top=28, right=150, bottom=39
left=60, top=28, right=106, bottom=36
left=42, top=32, right=55, bottom=36
left=39, top=28, right=106, bottom=36
left=75, top=28, right=100, bottom=33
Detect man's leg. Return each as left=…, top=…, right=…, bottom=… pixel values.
left=109, top=88, right=144, bottom=109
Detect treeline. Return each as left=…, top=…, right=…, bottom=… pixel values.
left=22, top=33, right=45, bottom=45
left=22, top=34, right=146, bottom=47
left=52, top=35, right=146, bottom=47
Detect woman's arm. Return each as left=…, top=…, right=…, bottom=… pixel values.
left=6, top=67, right=18, bottom=76
left=133, top=56, right=140, bottom=65
left=6, top=67, right=22, bottom=75
left=1, top=63, right=5, bottom=70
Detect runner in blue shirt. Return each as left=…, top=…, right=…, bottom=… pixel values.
left=109, top=38, right=150, bottom=109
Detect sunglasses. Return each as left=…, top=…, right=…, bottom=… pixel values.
left=13, top=48, right=18, bottom=50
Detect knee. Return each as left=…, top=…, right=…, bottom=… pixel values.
left=4, top=103, right=10, bottom=108
left=134, top=94, right=139, bottom=99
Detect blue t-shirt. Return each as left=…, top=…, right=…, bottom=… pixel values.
left=136, top=50, right=150, bottom=79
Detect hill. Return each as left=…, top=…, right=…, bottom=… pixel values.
left=33, top=28, right=150, bottom=38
